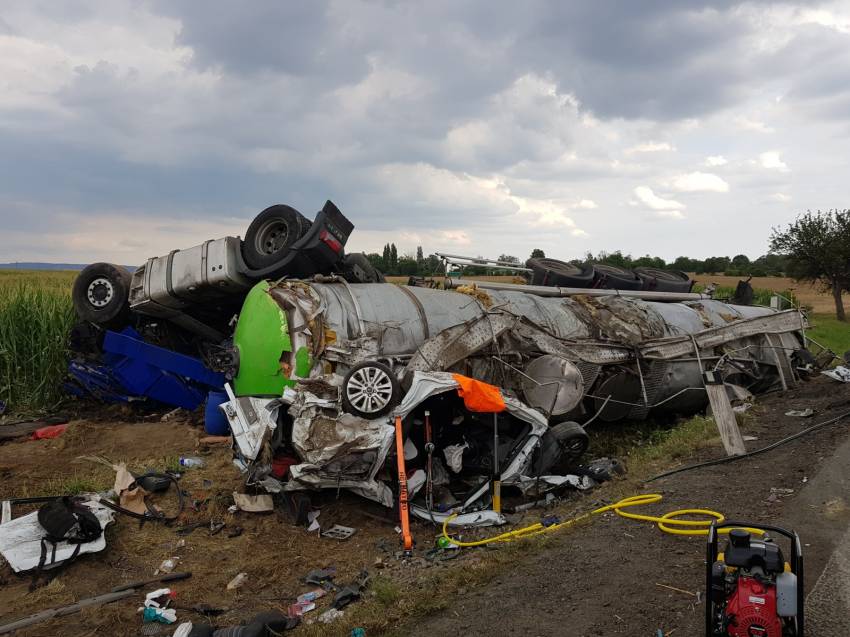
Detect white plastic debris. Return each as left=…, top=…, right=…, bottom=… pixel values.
left=318, top=608, right=344, bottom=623
left=443, top=442, right=468, bottom=473
left=0, top=498, right=114, bottom=573
left=785, top=408, right=814, bottom=417
left=822, top=366, right=850, bottom=383
left=144, top=588, right=172, bottom=608
left=157, top=558, right=179, bottom=574
left=171, top=623, right=193, bottom=637
left=227, top=572, right=248, bottom=590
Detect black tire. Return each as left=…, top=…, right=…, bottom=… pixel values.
left=526, top=258, right=593, bottom=287
left=242, top=204, right=312, bottom=270
left=534, top=421, right=589, bottom=474
left=634, top=267, right=693, bottom=293
left=72, top=262, right=132, bottom=327
left=549, top=421, right=589, bottom=458
left=341, top=361, right=400, bottom=419
left=591, top=264, right=643, bottom=290
left=340, top=253, right=385, bottom=283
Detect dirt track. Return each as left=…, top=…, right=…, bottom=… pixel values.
left=400, top=377, right=850, bottom=636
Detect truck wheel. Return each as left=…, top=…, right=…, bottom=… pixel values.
left=242, top=204, right=311, bottom=270
left=634, top=267, right=693, bottom=293
left=526, top=258, right=593, bottom=287
left=72, top=263, right=132, bottom=327
left=341, top=253, right=384, bottom=283
left=591, top=264, right=643, bottom=290
left=342, top=361, right=399, bottom=419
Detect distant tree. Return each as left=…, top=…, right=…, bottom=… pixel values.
left=703, top=256, right=731, bottom=275
left=416, top=246, right=424, bottom=264
left=770, top=209, right=850, bottom=321
left=530, top=248, right=545, bottom=259
left=424, top=254, right=441, bottom=275
left=365, top=253, right=384, bottom=272
left=672, top=256, right=700, bottom=273
left=633, top=254, right=666, bottom=269
left=497, top=254, right=519, bottom=264
left=731, top=254, right=751, bottom=269
left=397, top=256, right=420, bottom=276
left=382, top=244, right=391, bottom=270
left=389, top=243, right=398, bottom=271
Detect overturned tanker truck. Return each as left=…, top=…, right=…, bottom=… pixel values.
left=221, top=275, right=809, bottom=521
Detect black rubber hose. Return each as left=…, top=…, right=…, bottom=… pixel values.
left=647, top=409, right=850, bottom=482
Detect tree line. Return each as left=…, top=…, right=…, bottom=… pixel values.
left=364, top=244, right=789, bottom=278
left=366, top=209, right=850, bottom=320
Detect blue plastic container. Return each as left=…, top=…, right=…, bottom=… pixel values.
left=204, top=390, right=231, bottom=435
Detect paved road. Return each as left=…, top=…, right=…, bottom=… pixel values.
left=781, top=432, right=850, bottom=635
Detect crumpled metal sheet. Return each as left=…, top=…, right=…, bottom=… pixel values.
left=222, top=385, right=278, bottom=461
left=409, top=506, right=506, bottom=527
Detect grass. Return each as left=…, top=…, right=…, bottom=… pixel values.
left=806, top=313, right=850, bottom=358
left=0, top=270, right=77, bottom=414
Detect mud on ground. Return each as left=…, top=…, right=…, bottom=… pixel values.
left=0, top=377, right=848, bottom=636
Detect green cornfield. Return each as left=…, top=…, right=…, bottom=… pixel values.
left=0, top=270, right=77, bottom=413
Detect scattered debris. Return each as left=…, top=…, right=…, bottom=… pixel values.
left=304, top=567, right=336, bottom=586
left=785, top=408, right=814, bottom=417
left=232, top=492, right=273, bottom=513
left=318, top=608, right=344, bottom=624
left=822, top=365, right=850, bottom=383
left=178, top=456, right=205, bottom=469
left=156, top=558, right=179, bottom=574
left=29, top=424, right=68, bottom=440
left=226, top=572, right=248, bottom=591
left=321, top=525, right=357, bottom=540
left=0, top=498, right=114, bottom=573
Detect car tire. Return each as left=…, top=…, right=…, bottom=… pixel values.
left=549, top=421, right=590, bottom=458
left=340, top=253, right=385, bottom=283
left=72, top=262, right=132, bottom=327
left=526, top=258, right=593, bottom=287
left=341, top=361, right=400, bottom=419
left=242, top=204, right=312, bottom=270
left=634, top=267, right=693, bottom=293
left=591, top=264, right=643, bottom=290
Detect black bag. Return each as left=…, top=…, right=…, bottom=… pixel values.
left=32, top=497, right=102, bottom=585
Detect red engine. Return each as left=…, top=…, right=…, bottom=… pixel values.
left=724, top=576, right=782, bottom=637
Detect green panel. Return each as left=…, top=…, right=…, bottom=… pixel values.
left=233, top=281, right=294, bottom=396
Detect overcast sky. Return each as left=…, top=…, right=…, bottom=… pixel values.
left=2, top=1, right=849, bottom=265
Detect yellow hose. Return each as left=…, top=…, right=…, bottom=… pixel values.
left=441, top=494, right=765, bottom=547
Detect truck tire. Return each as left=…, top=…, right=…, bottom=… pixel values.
left=526, top=258, right=593, bottom=287
left=242, top=204, right=312, bottom=270
left=341, top=361, right=400, bottom=418
left=634, top=267, right=693, bottom=293
left=340, top=253, right=385, bottom=283
left=591, top=264, right=643, bottom=290
left=72, top=263, right=132, bottom=327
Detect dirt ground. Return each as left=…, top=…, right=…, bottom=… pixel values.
left=401, top=376, right=850, bottom=637
left=1, top=377, right=848, bottom=636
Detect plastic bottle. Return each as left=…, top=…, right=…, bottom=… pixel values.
left=178, top=456, right=205, bottom=469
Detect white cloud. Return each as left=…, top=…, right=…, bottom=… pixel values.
left=704, top=155, right=728, bottom=167
left=625, top=141, right=674, bottom=154
left=633, top=186, right=685, bottom=217
left=576, top=199, right=598, bottom=209
left=671, top=171, right=730, bottom=193
left=734, top=116, right=775, bottom=133
left=758, top=151, right=790, bottom=172
left=771, top=192, right=791, bottom=202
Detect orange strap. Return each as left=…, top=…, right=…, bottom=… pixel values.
left=452, top=374, right=506, bottom=413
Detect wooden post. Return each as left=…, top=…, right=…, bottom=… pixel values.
left=703, top=371, right=746, bottom=456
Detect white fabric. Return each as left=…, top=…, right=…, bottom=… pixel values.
left=0, top=498, right=114, bottom=573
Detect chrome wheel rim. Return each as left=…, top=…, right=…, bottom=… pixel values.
left=87, top=277, right=114, bottom=308
left=346, top=365, right=394, bottom=414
